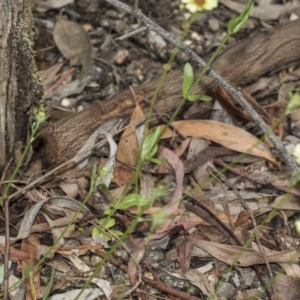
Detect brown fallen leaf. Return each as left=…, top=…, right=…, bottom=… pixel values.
left=274, top=273, right=300, bottom=300
left=188, top=238, right=300, bottom=267
left=215, top=86, right=270, bottom=124
left=21, top=234, right=41, bottom=299
left=235, top=210, right=250, bottom=228
left=113, top=163, right=135, bottom=186
left=53, top=18, right=92, bottom=81
left=279, top=262, right=300, bottom=278
left=184, top=146, right=236, bottom=173
left=177, top=238, right=193, bottom=274
left=114, top=98, right=144, bottom=185
left=183, top=269, right=217, bottom=299
left=156, top=146, right=184, bottom=233
left=160, top=120, right=278, bottom=167
left=38, top=62, right=64, bottom=90
left=0, top=244, right=30, bottom=261
left=116, top=100, right=144, bottom=167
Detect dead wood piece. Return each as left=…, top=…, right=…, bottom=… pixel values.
left=41, top=20, right=300, bottom=167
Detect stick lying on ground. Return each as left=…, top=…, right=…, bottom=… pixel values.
left=41, top=19, right=300, bottom=168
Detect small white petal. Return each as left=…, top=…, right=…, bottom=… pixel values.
left=180, top=0, right=219, bottom=12
left=186, top=3, right=201, bottom=12
left=203, top=0, right=218, bottom=10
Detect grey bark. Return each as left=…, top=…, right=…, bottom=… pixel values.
left=0, top=0, right=43, bottom=170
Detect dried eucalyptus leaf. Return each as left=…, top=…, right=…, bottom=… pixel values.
left=53, top=18, right=92, bottom=81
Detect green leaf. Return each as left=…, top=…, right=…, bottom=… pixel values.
left=286, top=91, right=300, bottom=115
left=100, top=217, right=115, bottom=229
left=147, top=157, right=167, bottom=164
left=182, top=63, right=194, bottom=98
left=141, top=127, right=162, bottom=161
left=187, top=94, right=212, bottom=102
left=103, top=208, right=113, bottom=215
left=199, top=94, right=212, bottom=101
left=187, top=94, right=201, bottom=102
left=116, top=193, right=149, bottom=210
left=228, top=0, right=253, bottom=34
left=111, top=230, right=123, bottom=237
left=92, top=227, right=101, bottom=237
left=75, top=224, right=85, bottom=232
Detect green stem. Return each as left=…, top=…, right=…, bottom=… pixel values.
left=190, top=32, right=230, bottom=93
left=0, top=125, right=39, bottom=206
left=74, top=207, right=144, bottom=299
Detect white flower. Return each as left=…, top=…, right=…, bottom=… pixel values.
left=181, top=0, right=218, bottom=12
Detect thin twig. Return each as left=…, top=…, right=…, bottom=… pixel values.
left=104, top=0, right=299, bottom=174
left=116, top=26, right=147, bottom=41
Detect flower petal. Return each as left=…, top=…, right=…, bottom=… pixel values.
left=180, top=0, right=218, bottom=12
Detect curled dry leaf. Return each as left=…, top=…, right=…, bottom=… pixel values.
left=74, top=118, right=120, bottom=169
left=160, top=120, right=278, bottom=167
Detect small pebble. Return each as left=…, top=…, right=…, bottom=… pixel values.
left=148, top=30, right=167, bottom=50
left=113, top=49, right=129, bottom=65
left=208, top=18, right=220, bottom=32
left=61, top=98, right=71, bottom=107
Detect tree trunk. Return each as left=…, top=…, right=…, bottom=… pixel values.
left=0, top=0, right=43, bottom=170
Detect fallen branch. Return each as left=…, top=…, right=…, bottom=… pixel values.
left=41, top=6, right=300, bottom=172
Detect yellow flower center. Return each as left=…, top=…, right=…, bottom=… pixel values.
left=195, top=0, right=205, bottom=4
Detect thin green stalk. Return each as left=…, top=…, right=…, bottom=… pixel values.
left=75, top=16, right=200, bottom=297
left=102, top=14, right=197, bottom=225
left=158, top=32, right=231, bottom=142
left=190, top=32, right=230, bottom=92
left=0, top=126, right=39, bottom=206
left=0, top=107, right=47, bottom=206
left=134, top=13, right=197, bottom=189
left=74, top=205, right=145, bottom=299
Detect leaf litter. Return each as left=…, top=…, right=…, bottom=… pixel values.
left=3, top=1, right=300, bottom=299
